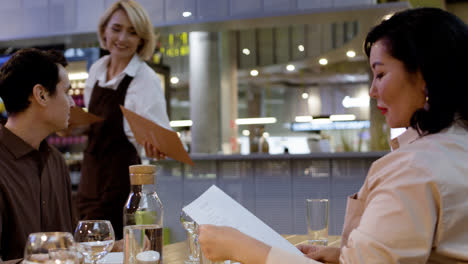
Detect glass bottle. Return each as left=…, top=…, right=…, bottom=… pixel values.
left=123, top=165, right=163, bottom=264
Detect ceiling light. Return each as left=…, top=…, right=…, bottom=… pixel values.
left=298, top=45, right=305, bottom=52
left=242, top=48, right=250, bottom=55
left=342, top=95, right=370, bottom=108
left=301, top=93, right=309, bottom=99
left=286, top=64, right=295, bottom=71
left=311, top=118, right=332, bottom=124
left=250, top=69, right=259, bottom=77
left=319, top=58, right=328, bottom=65
left=170, top=120, right=193, bottom=127
left=242, top=130, right=250, bottom=136
left=295, top=116, right=313, bottom=122
left=330, top=114, right=356, bottom=121
left=236, top=117, right=276, bottom=125
left=182, top=11, right=192, bottom=17
left=68, top=72, right=88, bottom=80
left=170, top=76, right=179, bottom=84
left=171, top=117, right=276, bottom=127
left=346, top=50, right=356, bottom=58
left=262, top=132, right=270, bottom=138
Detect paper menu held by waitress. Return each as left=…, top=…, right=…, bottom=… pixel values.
left=68, top=106, right=104, bottom=128
left=120, top=105, right=194, bottom=166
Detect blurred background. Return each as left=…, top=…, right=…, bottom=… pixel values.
left=0, top=0, right=463, bottom=243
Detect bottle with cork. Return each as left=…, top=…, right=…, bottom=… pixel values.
left=123, top=164, right=163, bottom=264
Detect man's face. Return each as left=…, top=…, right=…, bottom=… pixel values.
left=44, top=65, right=74, bottom=131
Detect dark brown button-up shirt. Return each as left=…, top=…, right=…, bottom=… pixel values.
left=0, top=125, right=74, bottom=260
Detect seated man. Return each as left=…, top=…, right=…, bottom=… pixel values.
left=0, top=48, right=76, bottom=260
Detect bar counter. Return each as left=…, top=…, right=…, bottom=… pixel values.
left=155, top=152, right=386, bottom=245
left=163, top=235, right=341, bottom=263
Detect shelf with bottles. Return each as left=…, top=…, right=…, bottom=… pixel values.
left=68, top=79, right=86, bottom=108
left=48, top=134, right=87, bottom=154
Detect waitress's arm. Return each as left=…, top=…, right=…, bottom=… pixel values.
left=123, top=66, right=171, bottom=158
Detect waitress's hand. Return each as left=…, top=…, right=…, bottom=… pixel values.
left=144, top=141, right=166, bottom=160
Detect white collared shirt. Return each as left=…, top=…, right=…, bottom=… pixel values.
left=266, top=122, right=468, bottom=264
left=84, top=54, right=171, bottom=154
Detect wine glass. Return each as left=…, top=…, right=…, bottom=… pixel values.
left=74, top=220, right=115, bottom=264
left=23, top=232, right=77, bottom=264
left=180, top=210, right=199, bottom=264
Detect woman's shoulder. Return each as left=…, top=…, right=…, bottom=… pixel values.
left=134, top=62, right=162, bottom=84
left=368, top=127, right=468, bottom=185
left=88, top=55, right=110, bottom=75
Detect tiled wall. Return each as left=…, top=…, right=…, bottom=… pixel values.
left=0, top=0, right=376, bottom=41
left=156, top=154, right=381, bottom=243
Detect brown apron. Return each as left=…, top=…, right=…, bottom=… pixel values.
left=77, top=75, right=140, bottom=239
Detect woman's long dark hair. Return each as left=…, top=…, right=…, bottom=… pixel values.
left=365, top=8, right=468, bottom=134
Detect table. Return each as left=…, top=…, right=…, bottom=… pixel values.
left=163, top=235, right=341, bottom=263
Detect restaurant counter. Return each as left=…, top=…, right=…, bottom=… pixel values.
left=154, top=152, right=386, bottom=244
left=163, top=234, right=341, bottom=264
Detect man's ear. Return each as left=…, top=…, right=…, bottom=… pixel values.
left=32, top=84, right=48, bottom=106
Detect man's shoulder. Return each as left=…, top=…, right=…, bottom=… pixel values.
left=0, top=140, right=14, bottom=167
left=47, top=144, right=67, bottom=166
left=0, top=142, right=18, bottom=189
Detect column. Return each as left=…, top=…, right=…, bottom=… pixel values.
left=189, top=32, right=221, bottom=153
left=219, top=31, right=239, bottom=154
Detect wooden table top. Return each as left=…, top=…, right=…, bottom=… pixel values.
left=163, top=235, right=341, bottom=263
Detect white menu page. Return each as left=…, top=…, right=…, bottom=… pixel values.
left=182, top=185, right=302, bottom=255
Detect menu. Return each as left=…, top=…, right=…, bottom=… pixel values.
left=120, top=105, right=194, bottom=166
left=183, top=185, right=302, bottom=255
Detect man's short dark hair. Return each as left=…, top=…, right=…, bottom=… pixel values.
left=0, top=48, right=68, bottom=115
left=364, top=8, right=468, bottom=134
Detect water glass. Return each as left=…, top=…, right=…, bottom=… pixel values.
left=74, top=220, right=115, bottom=264
left=23, top=232, right=77, bottom=264
left=124, top=224, right=163, bottom=264
left=180, top=210, right=200, bottom=264
left=306, top=198, right=329, bottom=246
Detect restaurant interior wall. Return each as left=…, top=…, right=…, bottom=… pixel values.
left=0, top=0, right=377, bottom=43
left=0, top=0, right=420, bottom=245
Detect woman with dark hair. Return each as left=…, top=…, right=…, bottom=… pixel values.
left=197, top=8, right=468, bottom=264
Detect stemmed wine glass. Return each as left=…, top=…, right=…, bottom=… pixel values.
left=74, top=220, right=115, bottom=264
left=180, top=210, right=200, bottom=264
left=23, top=232, right=77, bottom=264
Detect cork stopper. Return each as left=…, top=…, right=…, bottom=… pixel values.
left=129, top=165, right=156, bottom=185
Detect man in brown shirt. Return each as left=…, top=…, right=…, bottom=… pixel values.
left=0, top=48, right=75, bottom=260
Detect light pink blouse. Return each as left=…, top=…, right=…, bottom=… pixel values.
left=267, top=122, right=468, bottom=264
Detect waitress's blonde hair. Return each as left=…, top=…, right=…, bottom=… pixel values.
left=98, top=0, right=156, bottom=61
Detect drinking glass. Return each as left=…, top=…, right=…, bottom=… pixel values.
left=23, top=232, right=77, bottom=264
left=180, top=210, right=200, bottom=264
left=124, top=224, right=163, bottom=264
left=74, top=220, right=115, bottom=264
left=306, top=198, right=329, bottom=246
